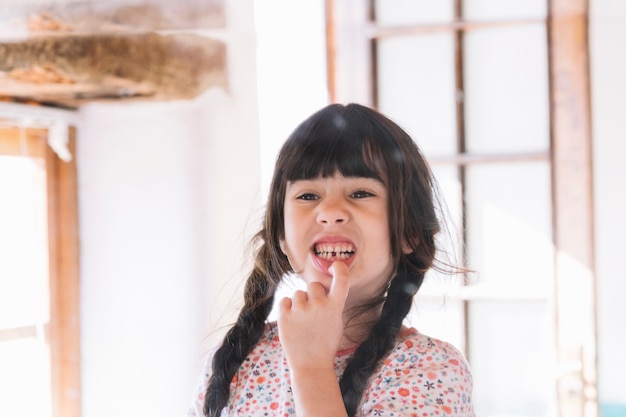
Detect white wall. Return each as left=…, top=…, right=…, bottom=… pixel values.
left=77, top=2, right=261, bottom=416
left=590, top=1, right=626, bottom=415
left=253, top=0, right=329, bottom=199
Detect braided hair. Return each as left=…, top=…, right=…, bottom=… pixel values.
left=204, top=103, right=441, bottom=417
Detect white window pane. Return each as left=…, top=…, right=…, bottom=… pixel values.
left=408, top=296, right=466, bottom=354
left=465, top=162, right=553, bottom=297
left=375, top=0, right=454, bottom=25
left=377, top=34, right=458, bottom=156
left=431, top=165, right=464, bottom=268
left=463, top=0, right=547, bottom=20
left=0, top=156, right=49, bottom=329
left=408, top=165, right=466, bottom=353
left=0, top=151, right=52, bottom=417
left=464, top=24, right=549, bottom=154
left=0, top=337, right=52, bottom=417
left=469, top=300, right=555, bottom=417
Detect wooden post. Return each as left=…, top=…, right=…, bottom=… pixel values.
left=548, top=0, right=598, bottom=416
left=46, top=127, right=81, bottom=417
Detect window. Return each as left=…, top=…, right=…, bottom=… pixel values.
left=326, top=0, right=596, bottom=415
left=0, top=122, right=80, bottom=417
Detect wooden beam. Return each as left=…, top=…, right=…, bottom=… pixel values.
left=0, top=32, right=227, bottom=108
left=0, top=0, right=225, bottom=36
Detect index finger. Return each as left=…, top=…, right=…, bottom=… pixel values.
left=329, top=261, right=350, bottom=305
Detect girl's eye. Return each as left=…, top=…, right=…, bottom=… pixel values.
left=351, top=190, right=374, bottom=199
left=296, top=193, right=319, bottom=201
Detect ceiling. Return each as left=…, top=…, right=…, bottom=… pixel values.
left=0, top=0, right=227, bottom=109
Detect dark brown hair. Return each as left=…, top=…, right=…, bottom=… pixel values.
left=204, top=103, right=441, bottom=416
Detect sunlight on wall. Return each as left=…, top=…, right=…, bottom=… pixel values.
left=253, top=0, right=329, bottom=202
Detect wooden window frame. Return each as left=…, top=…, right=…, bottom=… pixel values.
left=47, top=126, right=81, bottom=417
left=0, top=125, right=81, bottom=417
left=548, top=1, right=597, bottom=415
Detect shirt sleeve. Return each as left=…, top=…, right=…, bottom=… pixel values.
left=187, top=352, right=214, bottom=417
left=358, top=336, right=475, bottom=417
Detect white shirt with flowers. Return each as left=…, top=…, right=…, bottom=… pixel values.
left=188, top=323, right=474, bottom=417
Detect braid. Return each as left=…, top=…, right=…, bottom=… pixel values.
left=339, top=264, right=423, bottom=417
left=203, top=242, right=280, bottom=417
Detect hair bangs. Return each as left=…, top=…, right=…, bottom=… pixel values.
left=280, top=109, right=390, bottom=184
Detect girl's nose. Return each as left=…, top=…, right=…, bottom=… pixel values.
left=317, top=198, right=348, bottom=224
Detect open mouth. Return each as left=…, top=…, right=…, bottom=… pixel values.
left=313, top=243, right=356, bottom=261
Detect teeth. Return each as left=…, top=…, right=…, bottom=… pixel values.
left=314, top=243, right=355, bottom=260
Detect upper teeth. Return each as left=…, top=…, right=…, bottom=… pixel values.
left=314, top=243, right=355, bottom=259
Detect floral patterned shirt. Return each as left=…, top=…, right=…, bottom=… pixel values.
left=187, top=323, right=474, bottom=417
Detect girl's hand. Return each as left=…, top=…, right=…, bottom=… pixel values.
left=277, top=261, right=350, bottom=370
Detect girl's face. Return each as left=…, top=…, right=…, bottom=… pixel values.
left=281, top=173, right=395, bottom=307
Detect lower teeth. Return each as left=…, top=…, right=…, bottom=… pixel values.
left=318, top=252, right=352, bottom=260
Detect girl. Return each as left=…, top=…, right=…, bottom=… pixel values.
left=188, top=103, right=475, bottom=417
